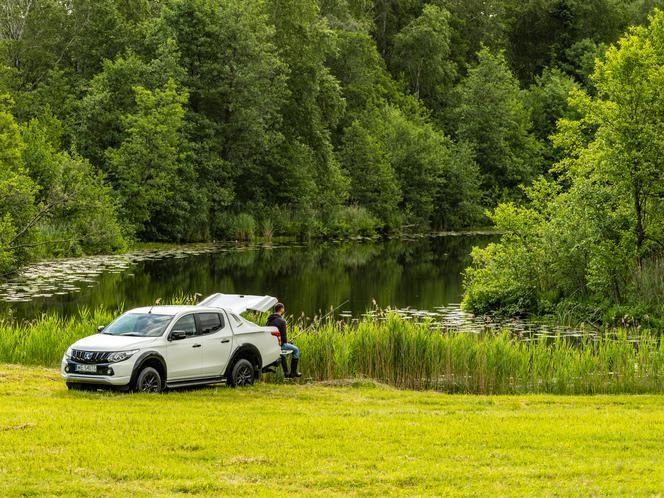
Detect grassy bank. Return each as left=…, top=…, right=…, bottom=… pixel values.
left=2, top=364, right=664, bottom=496
left=2, top=308, right=663, bottom=394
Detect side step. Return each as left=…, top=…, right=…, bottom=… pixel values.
left=166, top=376, right=226, bottom=389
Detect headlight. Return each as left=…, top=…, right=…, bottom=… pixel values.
left=107, top=350, right=139, bottom=363
left=64, top=347, right=72, bottom=359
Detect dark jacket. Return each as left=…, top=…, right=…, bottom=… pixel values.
left=266, top=313, right=287, bottom=345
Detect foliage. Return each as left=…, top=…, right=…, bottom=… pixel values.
left=339, top=118, right=401, bottom=226
left=2, top=0, right=664, bottom=285
left=327, top=205, right=381, bottom=237
left=105, top=80, right=188, bottom=236
left=391, top=4, right=456, bottom=112
left=463, top=10, right=664, bottom=323
left=0, top=93, right=125, bottom=274
left=451, top=49, right=543, bottom=204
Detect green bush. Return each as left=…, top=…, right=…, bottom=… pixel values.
left=327, top=206, right=380, bottom=238
left=213, top=212, right=257, bottom=241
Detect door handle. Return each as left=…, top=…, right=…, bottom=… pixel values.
left=221, top=339, right=230, bottom=343
left=192, top=344, right=201, bottom=348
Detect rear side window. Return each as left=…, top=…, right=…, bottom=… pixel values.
left=196, top=313, right=224, bottom=335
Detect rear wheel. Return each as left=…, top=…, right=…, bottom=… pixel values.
left=229, top=359, right=255, bottom=388
left=135, top=367, right=162, bottom=393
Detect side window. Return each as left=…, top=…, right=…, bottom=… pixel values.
left=172, top=315, right=196, bottom=337
left=196, top=313, right=224, bottom=335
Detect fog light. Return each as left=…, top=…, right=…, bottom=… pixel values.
left=106, top=367, right=114, bottom=376
left=64, top=366, right=70, bottom=373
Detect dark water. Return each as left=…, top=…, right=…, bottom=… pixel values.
left=0, top=234, right=495, bottom=322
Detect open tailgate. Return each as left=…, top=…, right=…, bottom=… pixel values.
left=197, top=293, right=277, bottom=314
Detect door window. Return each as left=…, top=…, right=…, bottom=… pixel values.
left=196, top=313, right=224, bottom=335
left=172, top=315, right=196, bottom=337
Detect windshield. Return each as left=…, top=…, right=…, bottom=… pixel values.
left=102, top=313, right=173, bottom=337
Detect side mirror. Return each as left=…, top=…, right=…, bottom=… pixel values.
left=97, top=325, right=105, bottom=333
left=169, top=330, right=187, bottom=341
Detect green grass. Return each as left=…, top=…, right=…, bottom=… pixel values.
left=3, top=308, right=664, bottom=394
left=1, top=364, right=664, bottom=496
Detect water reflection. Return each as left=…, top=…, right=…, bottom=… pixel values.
left=0, top=234, right=495, bottom=322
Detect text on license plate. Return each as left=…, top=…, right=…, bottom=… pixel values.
left=76, top=364, right=97, bottom=373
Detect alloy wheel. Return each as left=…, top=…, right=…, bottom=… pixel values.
left=140, top=372, right=160, bottom=392
left=235, top=364, right=253, bottom=386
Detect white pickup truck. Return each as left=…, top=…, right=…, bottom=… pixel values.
left=61, top=294, right=282, bottom=392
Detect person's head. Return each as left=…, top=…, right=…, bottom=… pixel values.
left=274, top=303, right=285, bottom=316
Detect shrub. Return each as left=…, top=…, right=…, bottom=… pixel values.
left=327, top=206, right=380, bottom=238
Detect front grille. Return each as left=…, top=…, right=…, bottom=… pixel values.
left=71, top=350, right=111, bottom=364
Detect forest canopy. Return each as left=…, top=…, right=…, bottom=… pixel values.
left=1, top=0, right=663, bottom=322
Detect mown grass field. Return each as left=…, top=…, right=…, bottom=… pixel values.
left=2, top=365, right=664, bottom=496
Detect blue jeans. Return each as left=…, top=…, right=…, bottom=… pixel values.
left=281, top=342, right=299, bottom=359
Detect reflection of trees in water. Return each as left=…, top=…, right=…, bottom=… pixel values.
left=6, top=236, right=496, bottom=319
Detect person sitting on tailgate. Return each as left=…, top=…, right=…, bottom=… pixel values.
left=266, top=302, right=301, bottom=378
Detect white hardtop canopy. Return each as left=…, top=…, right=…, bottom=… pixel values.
left=197, top=293, right=278, bottom=314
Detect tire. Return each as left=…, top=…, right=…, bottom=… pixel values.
left=229, top=359, right=255, bottom=388
left=134, top=366, right=162, bottom=393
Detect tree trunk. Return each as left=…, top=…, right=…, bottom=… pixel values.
left=634, top=184, right=644, bottom=269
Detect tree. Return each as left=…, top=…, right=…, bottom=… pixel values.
left=0, top=94, right=35, bottom=271
left=555, top=11, right=664, bottom=268
left=505, top=0, right=626, bottom=82
left=267, top=0, right=349, bottom=218
left=105, top=80, right=188, bottom=235
left=162, top=0, right=288, bottom=225
left=21, top=115, right=125, bottom=255
left=463, top=10, right=664, bottom=318
left=391, top=4, right=456, bottom=113
left=525, top=67, right=580, bottom=163
left=340, top=119, right=401, bottom=225
left=0, top=0, right=71, bottom=87
left=76, top=43, right=185, bottom=169
left=451, top=48, right=542, bottom=203
left=439, top=0, right=510, bottom=69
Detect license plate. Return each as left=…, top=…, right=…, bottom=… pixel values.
left=76, top=364, right=97, bottom=373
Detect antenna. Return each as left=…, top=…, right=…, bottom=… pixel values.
left=149, top=297, right=162, bottom=314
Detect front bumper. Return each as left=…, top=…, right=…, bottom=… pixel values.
left=61, top=357, right=135, bottom=386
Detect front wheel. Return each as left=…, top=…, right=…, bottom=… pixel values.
left=228, top=359, right=255, bottom=388
left=135, top=367, right=162, bottom=393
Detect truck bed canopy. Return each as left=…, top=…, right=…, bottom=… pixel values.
left=197, top=293, right=277, bottom=314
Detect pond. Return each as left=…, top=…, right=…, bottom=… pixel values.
left=0, top=234, right=497, bottom=326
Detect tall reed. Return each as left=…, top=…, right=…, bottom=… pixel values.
left=0, top=307, right=116, bottom=366
left=291, top=314, right=664, bottom=394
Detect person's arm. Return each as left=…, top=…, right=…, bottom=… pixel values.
left=279, top=318, right=288, bottom=344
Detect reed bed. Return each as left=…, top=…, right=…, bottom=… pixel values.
left=2, top=307, right=663, bottom=394
left=291, top=314, right=664, bottom=394
left=0, top=308, right=116, bottom=367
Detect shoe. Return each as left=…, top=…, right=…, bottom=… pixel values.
left=280, top=356, right=290, bottom=377
left=290, top=358, right=302, bottom=378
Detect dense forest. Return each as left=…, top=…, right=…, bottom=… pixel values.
left=1, top=0, right=663, bottom=321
